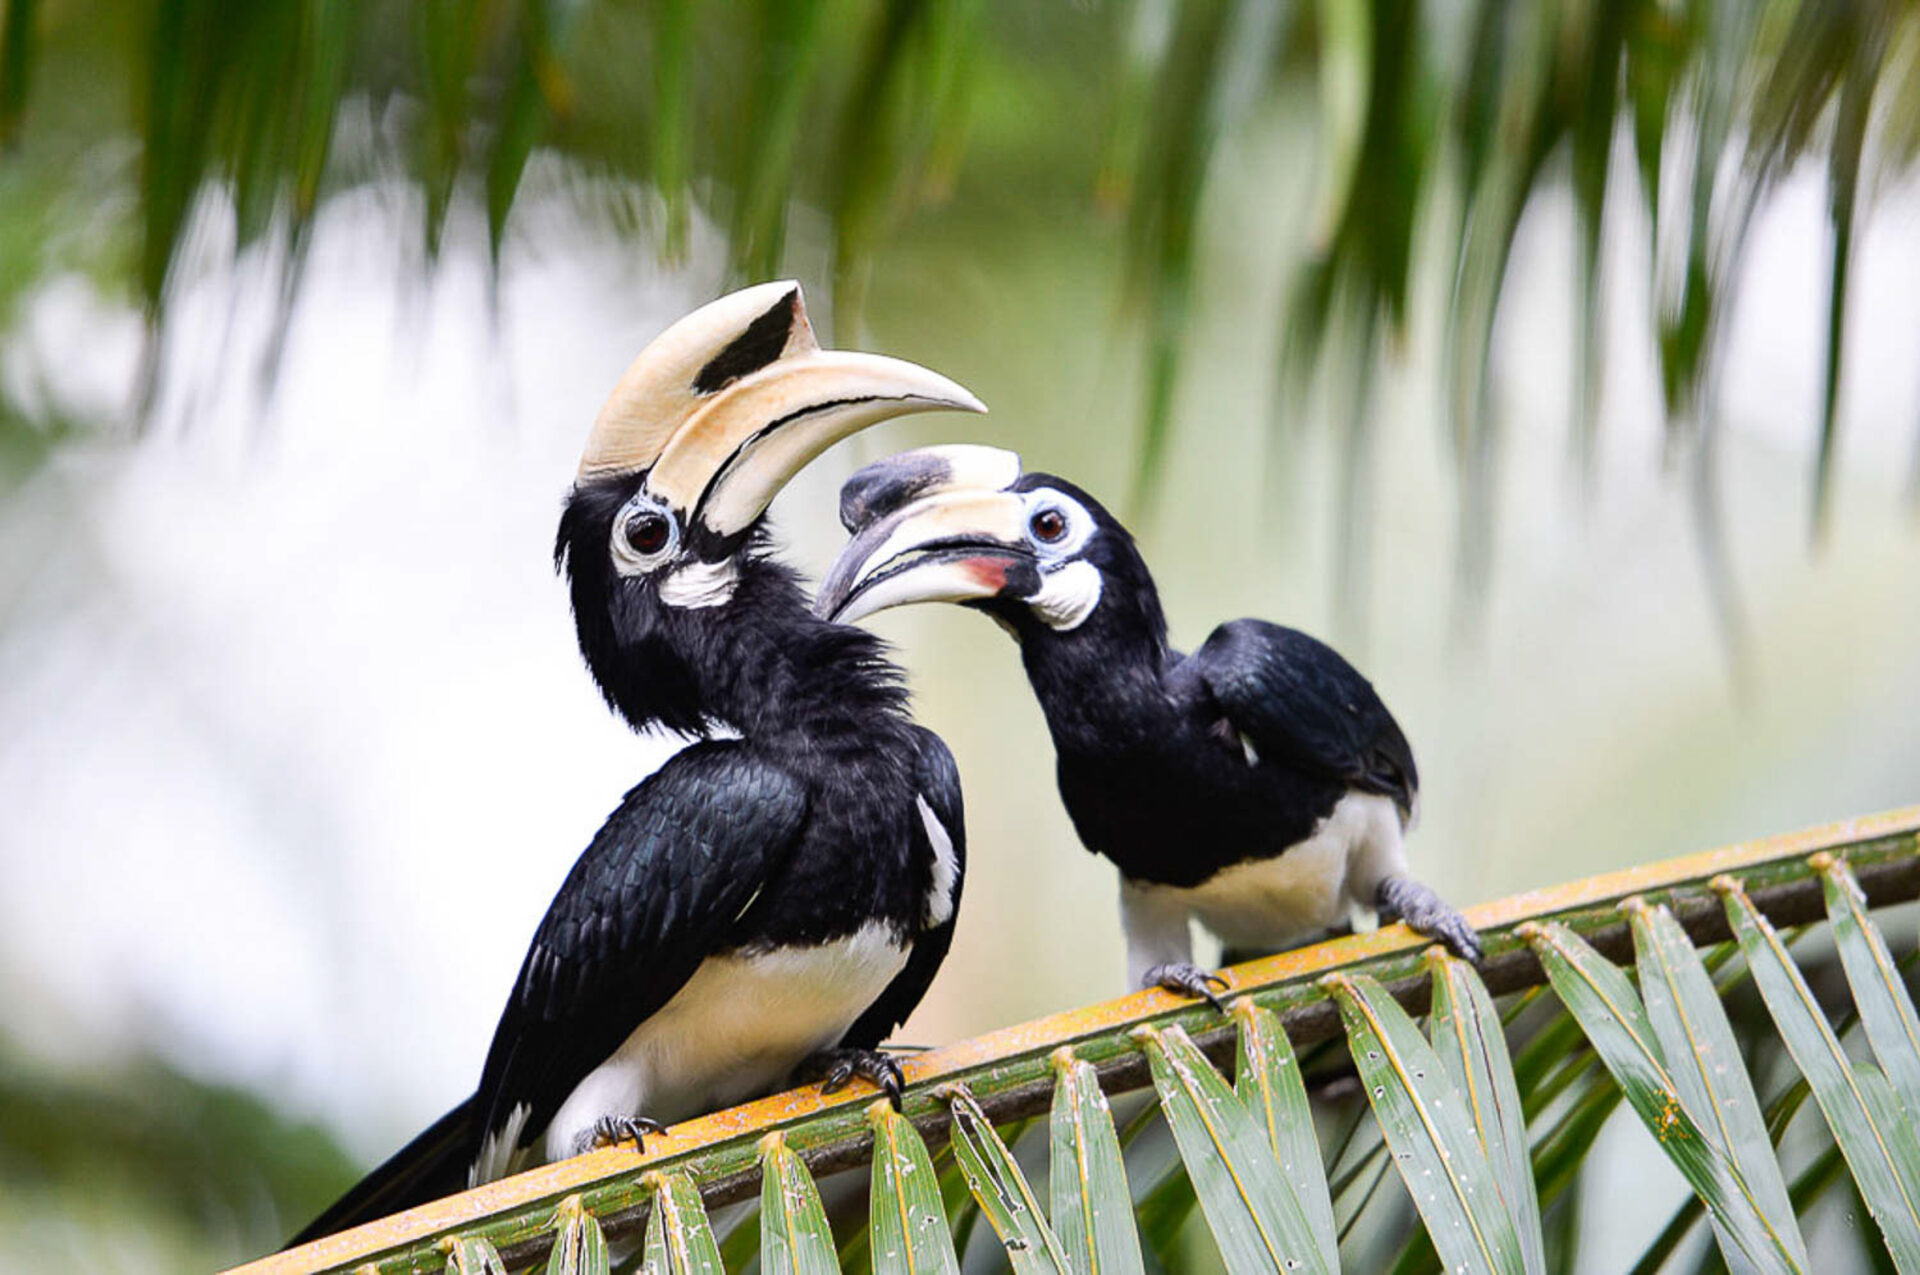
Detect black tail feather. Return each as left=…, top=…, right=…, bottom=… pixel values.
left=285, top=1095, right=479, bottom=1249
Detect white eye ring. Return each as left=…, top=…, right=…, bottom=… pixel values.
left=610, top=496, right=679, bottom=574
left=1020, top=489, right=1094, bottom=560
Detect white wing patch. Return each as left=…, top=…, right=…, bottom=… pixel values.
left=469, top=1101, right=531, bottom=1188
left=1238, top=729, right=1260, bottom=767
left=916, top=795, right=959, bottom=927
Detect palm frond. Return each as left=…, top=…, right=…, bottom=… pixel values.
left=235, top=807, right=1920, bottom=1275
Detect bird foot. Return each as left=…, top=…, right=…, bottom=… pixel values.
left=579, top=1113, right=668, bottom=1157
left=1376, top=876, right=1482, bottom=962
left=1145, top=962, right=1230, bottom=1012
left=798, top=1046, right=907, bottom=1110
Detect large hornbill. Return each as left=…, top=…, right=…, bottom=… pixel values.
left=814, top=445, right=1479, bottom=1007
left=290, top=284, right=983, bottom=1245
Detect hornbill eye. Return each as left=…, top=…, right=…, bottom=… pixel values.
left=1030, top=508, right=1068, bottom=543
left=626, top=513, right=672, bottom=557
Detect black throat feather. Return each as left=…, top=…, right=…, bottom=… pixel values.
left=555, top=474, right=910, bottom=742
left=997, top=487, right=1175, bottom=749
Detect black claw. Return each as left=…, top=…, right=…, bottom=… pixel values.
left=1147, top=962, right=1231, bottom=1013
left=1377, top=876, right=1483, bottom=964
left=1444, top=922, right=1484, bottom=964
left=592, top=1113, right=668, bottom=1154
left=1417, top=911, right=1482, bottom=963
left=803, top=1047, right=907, bottom=1110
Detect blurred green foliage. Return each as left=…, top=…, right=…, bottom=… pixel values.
left=1, top=2, right=1917, bottom=1267
left=0, top=1046, right=358, bottom=1268
left=2, top=0, right=1917, bottom=534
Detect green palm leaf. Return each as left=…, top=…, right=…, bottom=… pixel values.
left=1815, top=854, right=1920, bottom=1113
left=1324, top=971, right=1524, bottom=1275
left=442, top=1235, right=507, bottom=1274
left=868, top=1100, right=962, bottom=1275
left=1715, top=874, right=1920, bottom=1268
left=1625, top=897, right=1809, bottom=1267
left=642, top=1170, right=725, bottom=1275
left=1135, top=1021, right=1332, bottom=1272
left=1521, top=919, right=1804, bottom=1272
left=945, top=1087, right=1070, bottom=1273
left=1426, top=952, right=1545, bottom=1273
left=542, top=1196, right=610, bottom=1275
left=1232, top=1000, right=1340, bottom=1264
left=1049, top=1048, right=1146, bottom=1275
left=758, top=1132, right=841, bottom=1275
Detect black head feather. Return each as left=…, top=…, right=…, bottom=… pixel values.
left=1004, top=471, right=1169, bottom=657
left=556, top=472, right=908, bottom=739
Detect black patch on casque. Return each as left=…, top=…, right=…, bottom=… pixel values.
left=692, top=289, right=798, bottom=394
left=837, top=450, right=953, bottom=532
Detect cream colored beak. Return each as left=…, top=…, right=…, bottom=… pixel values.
left=815, top=487, right=1034, bottom=624
left=647, top=350, right=984, bottom=539
left=575, top=282, right=985, bottom=540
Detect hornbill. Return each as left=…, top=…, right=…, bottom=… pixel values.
left=814, top=445, right=1479, bottom=1007
left=290, top=284, right=982, bottom=1246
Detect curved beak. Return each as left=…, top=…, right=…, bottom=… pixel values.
left=647, top=350, right=985, bottom=540
left=815, top=487, right=1034, bottom=624
left=577, top=282, right=985, bottom=541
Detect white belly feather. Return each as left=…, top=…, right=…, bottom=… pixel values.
left=1120, top=791, right=1410, bottom=987
left=476, top=922, right=909, bottom=1177
left=1181, top=791, right=1406, bottom=946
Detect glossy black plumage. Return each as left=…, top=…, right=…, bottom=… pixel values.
left=292, top=504, right=964, bottom=1247
left=291, top=318, right=973, bottom=1248
left=476, top=743, right=809, bottom=1144
left=818, top=453, right=1476, bottom=997
left=1185, top=620, right=1417, bottom=814
left=992, top=481, right=1397, bottom=889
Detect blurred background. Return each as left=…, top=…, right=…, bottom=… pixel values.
left=1, top=0, right=1918, bottom=1268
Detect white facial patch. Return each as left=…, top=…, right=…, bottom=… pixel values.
left=658, top=557, right=741, bottom=608
left=1030, top=559, right=1103, bottom=630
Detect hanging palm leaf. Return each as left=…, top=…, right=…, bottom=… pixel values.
left=3, top=0, right=1917, bottom=547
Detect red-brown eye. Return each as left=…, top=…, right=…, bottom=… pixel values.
left=626, top=513, right=671, bottom=556
left=1030, top=508, right=1067, bottom=543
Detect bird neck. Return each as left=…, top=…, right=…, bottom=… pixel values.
left=670, top=559, right=913, bottom=746
left=560, top=510, right=910, bottom=745
left=1013, top=576, right=1176, bottom=752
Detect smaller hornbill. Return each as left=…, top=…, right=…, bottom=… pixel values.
left=289, top=285, right=981, bottom=1247
left=814, top=445, right=1480, bottom=1005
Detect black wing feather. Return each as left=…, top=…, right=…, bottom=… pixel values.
left=475, top=741, right=809, bottom=1143
left=840, top=726, right=965, bottom=1048
left=1187, top=618, right=1418, bottom=814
